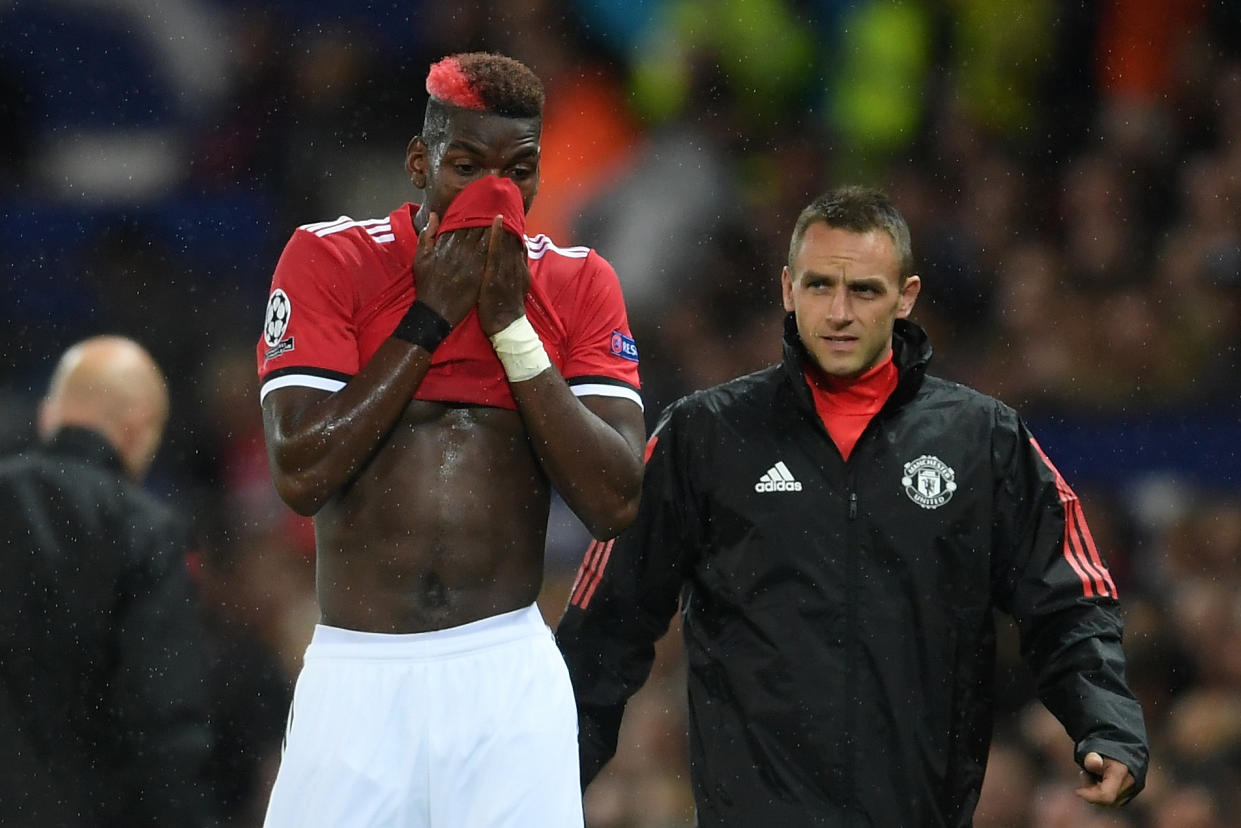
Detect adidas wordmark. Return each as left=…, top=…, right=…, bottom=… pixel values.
left=755, top=461, right=802, bottom=492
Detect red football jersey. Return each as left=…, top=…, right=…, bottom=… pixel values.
left=256, top=204, right=642, bottom=411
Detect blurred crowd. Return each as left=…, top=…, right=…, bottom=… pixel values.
left=2, top=0, right=1240, bottom=825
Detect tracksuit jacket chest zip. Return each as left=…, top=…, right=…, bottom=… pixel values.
left=559, top=314, right=1147, bottom=828
left=755, top=316, right=939, bottom=817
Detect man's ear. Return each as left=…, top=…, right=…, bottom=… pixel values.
left=406, top=136, right=428, bottom=189
left=897, top=274, right=921, bottom=318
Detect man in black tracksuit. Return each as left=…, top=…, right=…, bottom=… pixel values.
left=0, top=336, right=212, bottom=827
left=556, top=187, right=1148, bottom=826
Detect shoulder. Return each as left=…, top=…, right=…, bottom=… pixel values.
left=919, top=374, right=1010, bottom=413
left=0, top=448, right=171, bottom=527
left=911, top=375, right=1025, bottom=446
left=525, top=233, right=613, bottom=280
left=290, top=211, right=402, bottom=255
left=525, top=232, right=594, bottom=262
left=525, top=233, right=624, bottom=312
left=294, top=213, right=401, bottom=246
left=661, top=366, right=783, bottom=431
left=283, top=210, right=407, bottom=267
left=274, top=208, right=414, bottom=306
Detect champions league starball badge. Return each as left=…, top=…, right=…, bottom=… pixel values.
left=263, top=289, right=295, bottom=360
left=901, top=454, right=957, bottom=509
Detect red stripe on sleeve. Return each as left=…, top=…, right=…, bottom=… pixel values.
left=1072, top=502, right=1117, bottom=596
left=1029, top=437, right=1118, bottom=599
left=1060, top=537, right=1099, bottom=597
left=577, top=539, right=615, bottom=609
left=567, top=436, right=656, bottom=611
left=1064, top=504, right=1107, bottom=597
left=569, top=540, right=604, bottom=607
left=643, top=434, right=659, bottom=464
left=1065, top=500, right=1116, bottom=597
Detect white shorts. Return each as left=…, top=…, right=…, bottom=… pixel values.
left=263, top=604, right=584, bottom=827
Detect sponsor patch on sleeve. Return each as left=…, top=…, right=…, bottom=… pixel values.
left=609, top=330, right=639, bottom=362
left=263, top=288, right=296, bottom=362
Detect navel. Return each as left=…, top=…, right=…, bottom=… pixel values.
left=421, top=570, right=449, bottom=609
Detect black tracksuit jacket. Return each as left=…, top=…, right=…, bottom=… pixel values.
left=557, top=317, right=1148, bottom=827
left=0, top=428, right=213, bottom=827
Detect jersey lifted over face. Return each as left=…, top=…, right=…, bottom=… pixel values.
left=256, top=204, right=643, bottom=411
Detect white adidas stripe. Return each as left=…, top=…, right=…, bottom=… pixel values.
left=365, top=223, right=395, bottom=243
left=525, top=234, right=589, bottom=260
left=299, top=215, right=352, bottom=233
left=300, top=216, right=393, bottom=238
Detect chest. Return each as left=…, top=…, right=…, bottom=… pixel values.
left=687, top=406, right=996, bottom=602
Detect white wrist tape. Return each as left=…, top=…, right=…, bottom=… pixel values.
left=489, top=315, right=551, bottom=382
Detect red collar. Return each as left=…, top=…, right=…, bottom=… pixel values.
left=804, top=354, right=898, bottom=415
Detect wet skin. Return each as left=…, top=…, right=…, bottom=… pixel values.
left=310, top=395, right=628, bottom=632
left=262, top=106, right=645, bottom=633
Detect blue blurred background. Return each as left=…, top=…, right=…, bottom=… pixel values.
left=2, top=1, right=1240, bottom=825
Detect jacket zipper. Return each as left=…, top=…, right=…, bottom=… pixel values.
left=845, top=479, right=859, bottom=819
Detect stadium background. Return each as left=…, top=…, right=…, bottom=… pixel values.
left=1, top=0, right=1239, bottom=824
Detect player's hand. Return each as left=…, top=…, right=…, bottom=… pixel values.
left=413, top=212, right=490, bottom=325
left=1074, top=751, right=1136, bottom=807
left=477, top=214, right=531, bottom=336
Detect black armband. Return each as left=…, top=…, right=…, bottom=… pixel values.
left=392, top=300, right=453, bottom=352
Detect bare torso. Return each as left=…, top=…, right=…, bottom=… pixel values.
left=314, top=399, right=549, bottom=633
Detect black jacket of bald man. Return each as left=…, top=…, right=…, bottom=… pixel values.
left=0, top=426, right=213, bottom=827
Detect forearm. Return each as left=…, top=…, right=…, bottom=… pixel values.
left=1024, top=604, right=1149, bottom=787
left=509, top=370, right=644, bottom=538
left=485, top=310, right=644, bottom=536
left=264, top=338, right=436, bottom=515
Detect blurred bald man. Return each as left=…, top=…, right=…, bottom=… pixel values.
left=0, top=336, right=213, bottom=827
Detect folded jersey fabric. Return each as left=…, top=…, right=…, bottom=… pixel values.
left=436, top=175, right=526, bottom=238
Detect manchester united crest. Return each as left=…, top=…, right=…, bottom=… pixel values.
left=901, top=455, right=957, bottom=509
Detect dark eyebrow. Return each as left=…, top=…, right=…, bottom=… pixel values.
left=443, top=138, right=486, bottom=155
left=800, top=270, right=833, bottom=281
left=442, top=141, right=538, bottom=164
left=801, top=270, right=890, bottom=290
left=848, top=276, right=888, bottom=289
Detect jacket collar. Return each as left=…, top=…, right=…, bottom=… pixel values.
left=781, top=313, right=932, bottom=414
left=43, top=427, right=127, bottom=475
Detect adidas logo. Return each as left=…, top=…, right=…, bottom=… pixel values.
left=755, top=461, right=803, bottom=492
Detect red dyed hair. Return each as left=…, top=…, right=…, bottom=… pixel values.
left=426, top=57, right=486, bottom=110
left=423, top=52, right=544, bottom=119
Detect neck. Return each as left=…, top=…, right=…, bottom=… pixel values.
left=807, top=354, right=896, bottom=395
